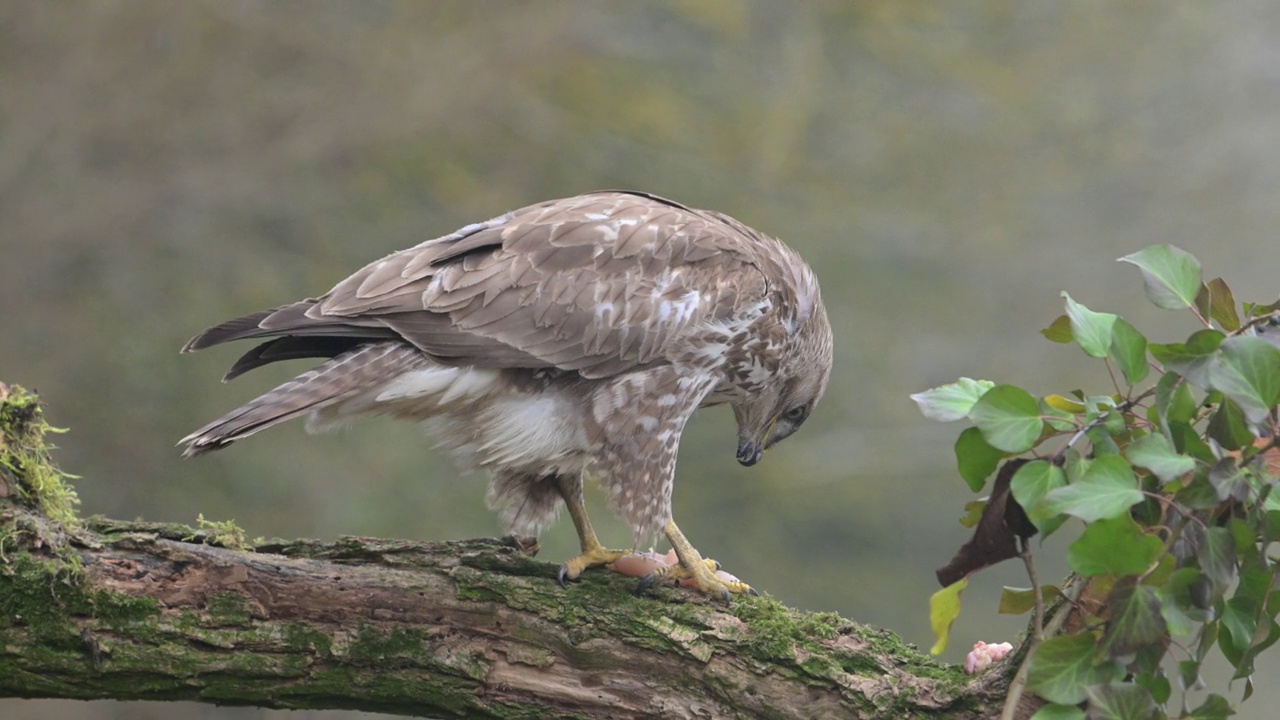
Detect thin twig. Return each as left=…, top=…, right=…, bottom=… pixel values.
left=1020, top=538, right=1044, bottom=642
left=1052, top=387, right=1156, bottom=462
left=999, top=575, right=1085, bottom=720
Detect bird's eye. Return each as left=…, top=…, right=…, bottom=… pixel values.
left=783, top=406, right=807, bottom=422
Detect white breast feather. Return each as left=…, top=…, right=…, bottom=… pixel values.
left=374, top=366, right=500, bottom=405
left=475, top=394, right=586, bottom=467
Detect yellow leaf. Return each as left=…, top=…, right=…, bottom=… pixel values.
left=1044, top=394, right=1086, bottom=414
left=929, top=577, right=969, bottom=655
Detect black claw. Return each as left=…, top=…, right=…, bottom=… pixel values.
left=557, top=565, right=571, bottom=588
left=719, top=588, right=732, bottom=605
left=635, top=572, right=658, bottom=596
left=711, top=559, right=722, bottom=571
left=748, top=586, right=761, bottom=597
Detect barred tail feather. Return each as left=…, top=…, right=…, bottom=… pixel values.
left=180, top=342, right=426, bottom=456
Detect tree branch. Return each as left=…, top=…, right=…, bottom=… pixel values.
left=0, top=383, right=1005, bottom=719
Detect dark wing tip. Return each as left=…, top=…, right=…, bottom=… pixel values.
left=181, top=309, right=279, bottom=353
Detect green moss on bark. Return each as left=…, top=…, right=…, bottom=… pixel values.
left=0, top=384, right=80, bottom=529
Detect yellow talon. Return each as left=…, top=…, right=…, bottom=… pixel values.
left=557, top=545, right=631, bottom=586
left=636, top=520, right=757, bottom=602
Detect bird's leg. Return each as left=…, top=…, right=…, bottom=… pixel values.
left=554, top=474, right=630, bottom=586
left=637, top=519, right=756, bottom=603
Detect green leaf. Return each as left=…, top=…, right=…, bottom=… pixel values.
left=1010, top=460, right=1068, bottom=534
left=1101, top=579, right=1166, bottom=656
left=999, top=584, right=1064, bottom=615
left=928, top=578, right=967, bottom=655
left=1159, top=569, right=1213, bottom=635
left=911, top=378, right=996, bottom=422
left=1220, top=597, right=1259, bottom=654
left=1203, top=277, right=1241, bottom=332
left=1125, top=433, right=1196, bottom=483
left=1119, top=244, right=1203, bottom=310
left=1039, top=398, right=1078, bottom=432
left=1134, top=667, right=1171, bottom=705
left=1108, top=317, right=1149, bottom=385
left=1042, top=455, right=1142, bottom=523
left=1232, top=620, right=1280, bottom=683
left=1063, top=292, right=1118, bottom=358
left=1207, top=336, right=1280, bottom=425
left=1206, top=398, right=1254, bottom=451
left=955, top=426, right=1004, bottom=492
left=1126, top=430, right=1192, bottom=481
left=1178, top=658, right=1203, bottom=692
left=959, top=499, right=985, bottom=528
left=1029, top=705, right=1085, bottom=720
left=968, top=385, right=1045, bottom=453
left=1187, top=693, right=1235, bottom=720
left=1041, top=314, right=1074, bottom=344
left=1169, top=421, right=1215, bottom=464
left=1154, top=372, right=1197, bottom=425
left=1175, top=472, right=1223, bottom=511
left=1067, top=515, right=1163, bottom=577
left=1208, top=458, right=1249, bottom=502
left=1149, top=330, right=1225, bottom=388
left=1265, top=509, right=1280, bottom=542
left=1084, top=681, right=1156, bottom=720
left=1027, top=632, right=1122, bottom=705
left=1197, top=526, right=1237, bottom=599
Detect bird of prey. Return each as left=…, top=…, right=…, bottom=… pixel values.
left=181, top=190, right=833, bottom=600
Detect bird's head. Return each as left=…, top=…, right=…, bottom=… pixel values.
left=733, top=283, right=833, bottom=467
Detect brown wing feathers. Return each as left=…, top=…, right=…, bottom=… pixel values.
left=181, top=343, right=427, bottom=456
left=182, top=190, right=761, bottom=386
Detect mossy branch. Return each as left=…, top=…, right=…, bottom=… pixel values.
left=0, top=384, right=1007, bottom=719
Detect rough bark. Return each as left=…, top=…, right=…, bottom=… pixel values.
left=0, top=383, right=1007, bottom=719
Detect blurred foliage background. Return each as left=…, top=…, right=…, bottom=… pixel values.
left=3, top=2, right=1278, bottom=718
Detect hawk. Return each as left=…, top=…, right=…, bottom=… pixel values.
left=181, top=191, right=833, bottom=600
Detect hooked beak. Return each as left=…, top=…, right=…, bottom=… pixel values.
left=736, top=416, right=776, bottom=467
left=736, top=439, right=764, bottom=466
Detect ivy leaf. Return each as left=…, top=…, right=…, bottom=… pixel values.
left=1149, top=330, right=1225, bottom=388
left=1084, top=681, right=1156, bottom=720
left=968, top=385, right=1045, bottom=453
left=1101, top=579, right=1167, bottom=656
left=955, top=426, right=1004, bottom=492
left=1027, top=632, right=1122, bottom=705
left=1108, top=317, right=1149, bottom=385
left=1041, top=314, right=1074, bottom=343
left=1159, top=569, right=1213, bottom=636
left=1125, top=433, right=1196, bottom=483
left=1011, top=460, right=1068, bottom=534
left=1206, top=398, right=1254, bottom=452
left=1220, top=597, right=1258, bottom=656
left=1197, top=526, right=1238, bottom=599
left=1169, top=421, right=1215, bottom=465
left=1230, top=620, right=1280, bottom=683
left=1207, top=336, right=1280, bottom=425
left=1208, top=458, right=1249, bottom=503
left=1154, top=371, right=1197, bottom=425
left=1202, top=277, right=1241, bottom=332
left=1029, top=705, right=1085, bottom=720
left=1063, top=292, right=1118, bottom=358
left=911, top=378, right=996, bottom=422
left=1044, top=394, right=1087, bottom=414
left=1042, top=455, right=1142, bottom=523
left=928, top=578, right=968, bottom=655
left=1118, top=244, right=1202, bottom=310
left=999, top=584, right=1064, bottom=615
left=959, top=499, right=986, bottom=528
left=1067, top=515, right=1163, bottom=577
left=1134, top=667, right=1172, bottom=706
left=1186, top=694, right=1235, bottom=720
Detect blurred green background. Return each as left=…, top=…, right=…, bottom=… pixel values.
left=3, top=2, right=1278, bottom=718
